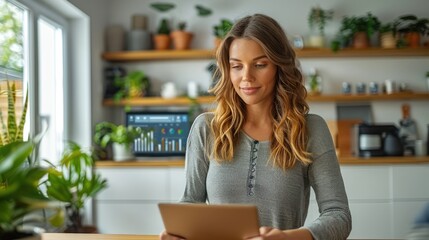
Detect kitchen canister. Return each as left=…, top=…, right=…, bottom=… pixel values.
left=187, top=81, right=199, bottom=98
left=385, top=79, right=396, bottom=94
left=127, top=14, right=151, bottom=51
left=105, top=25, right=125, bottom=52
left=415, top=139, right=427, bottom=156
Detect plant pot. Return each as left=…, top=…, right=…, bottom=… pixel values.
left=380, top=32, right=396, bottom=49
left=308, top=35, right=325, bottom=48
left=112, top=142, right=134, bottom=161
left=405, top=32, right=421, bottom=48
left=1, top=230, right=41, bottom=240
left=353, top=32, right=369, bottom=49
left=170, top=31, right=193, bottom=50
left=153, top=34, right=170, bottom=50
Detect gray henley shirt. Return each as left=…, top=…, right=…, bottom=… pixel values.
left=181, top=112, right=352, bottom=240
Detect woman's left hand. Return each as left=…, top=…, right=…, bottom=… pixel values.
left=246, top=226, right=287, bottom=240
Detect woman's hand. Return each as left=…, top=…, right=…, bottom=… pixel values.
left=246, top=226, right=314, bottom=240
left=159, top=230, right=185, bottom=240
left=246, top=227, right=287, bottom=240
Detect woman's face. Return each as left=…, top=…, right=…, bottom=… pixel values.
left=229, top=38, right=277, bottom=107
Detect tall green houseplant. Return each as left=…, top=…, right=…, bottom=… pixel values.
left=0, top=80, right=62, bottom=239
left=45, top=141, right=107, bottom=233
left=0, top=81, right=28, bottom=146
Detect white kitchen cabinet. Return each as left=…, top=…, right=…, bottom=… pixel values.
left=96, top=163, right=429, bottom=238
left=95, top=167, right=186, bottom=235
left=305, top=164, right=429, bottom=239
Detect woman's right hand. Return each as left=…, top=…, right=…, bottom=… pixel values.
left=159, top=230, right=185, bottom=240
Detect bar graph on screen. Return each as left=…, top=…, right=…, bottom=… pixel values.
left=126, top=111, right=190, bottom=156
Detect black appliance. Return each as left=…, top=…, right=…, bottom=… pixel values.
left=126, top=111, right=190, bottom=156
left=352, top=123, right=403, bottom=157
left=104, top=66, right=125, bottom=98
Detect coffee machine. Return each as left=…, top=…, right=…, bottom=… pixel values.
left=352, top=123, right=403, bottom=157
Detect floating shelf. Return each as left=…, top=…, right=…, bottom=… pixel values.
left=103, top=92, right=429, bottom=107
left=95, top=156, right=429, bottom=168
left=102, top=47, right=429, bottom=61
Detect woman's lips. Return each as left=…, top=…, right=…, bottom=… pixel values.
left=240, top=87, right=260, bottom=95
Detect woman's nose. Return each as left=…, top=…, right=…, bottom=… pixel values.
left=242, top=67, right=254, bottom=82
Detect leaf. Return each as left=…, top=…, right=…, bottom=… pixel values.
left=195, top=5, right=212, bottom=17
left=150, top=3, right=175, bottom=12
left=0, top=141, right=33, bottom=174
left=7, top=82, right=17, bottom=142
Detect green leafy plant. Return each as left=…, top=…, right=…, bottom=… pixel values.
left=308, top=6, right=333, bottom=36
left=44, top=141, right=107, bottom=233
left=94, top=122, right=140, bottom=149
left=426, top=71, right=429, bottom=78
left=157, top=18, right=171, bottom=35
left=177, top=21, right=187, bottom=31
left=114, top=70, right=150, bottom=100
left=380, top=23, right=394, bottom=33
left=0, top=81, right=28, bottom=147
left=394, top=14, right=429, bottom=36
left=334, top=12, right=380, bottom=49
left=150, top=3, right=212, bottom=33
left=0, top=140, right=55, bottom=239
left=213, top=19, right=233, bottom=39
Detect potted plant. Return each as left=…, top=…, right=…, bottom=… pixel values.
left=0, top=81, right=62, bottom=239
left=113, top=70, right=150, bottom=111
left=307, top=6, right=333, bottom=48
left=114, top=70, right=150, bottom=99
left=0, top=141, right=58, bottom=240
left=335, top=12, right=380, bottom=49
left=44, top=141, right=107, bottom=233
left=153, top=3, right=212, bottom=50
left=379, top=23, right=397, bottom=49
left=151, top=3, right=175, bottom=50
left=170, top=21, right=193, bottom=50
left=94, top=122, right=141, bottom=161
left=393, top=14, right=429, bottom=48
left=213, top=19, right=233, bottom=49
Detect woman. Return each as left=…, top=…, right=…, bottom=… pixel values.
left=160, top=14, right=351, bottom=240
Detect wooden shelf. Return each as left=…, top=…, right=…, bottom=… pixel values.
left=102, top=49, right=215, bottom=61
left=102, top=48, right=429, bottom=61
left=103, top=92, right=429, bottom=107
left=95, top=156, right=429, bottom=168
left=103, top=95, right=216, bottom=107
left=307, top=92, right=429, bottom=102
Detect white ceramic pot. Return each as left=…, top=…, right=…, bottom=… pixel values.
left=161, top=82, right=178, bottom=99
left=112, top=143, right=134, bottom=161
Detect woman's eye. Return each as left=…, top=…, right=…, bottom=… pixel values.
left=231, top=65, right=242, bottom=69
left=255, top=63, right=267, bottom=68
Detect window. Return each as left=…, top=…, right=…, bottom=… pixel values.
left=0, top=0, right=26, bottom=142
left=37, top=17, right=65, bottom=162
left=1, top=0, right=68, bottom=163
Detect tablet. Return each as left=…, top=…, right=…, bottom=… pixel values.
left=158, top=203, right=260, bottom=240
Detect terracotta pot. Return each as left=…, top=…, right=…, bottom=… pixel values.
left=380, top=32, right=396, bottom=49
left=170, top=31, right=193, bottom=50
left=153, top=34, right=170, bottom=50
left=405, top=32, right=421, bottom=48
left=353, top=32, right=369, bottom=49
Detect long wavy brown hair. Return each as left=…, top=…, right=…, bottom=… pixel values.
left=209, top=14, right=311, bottom=170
